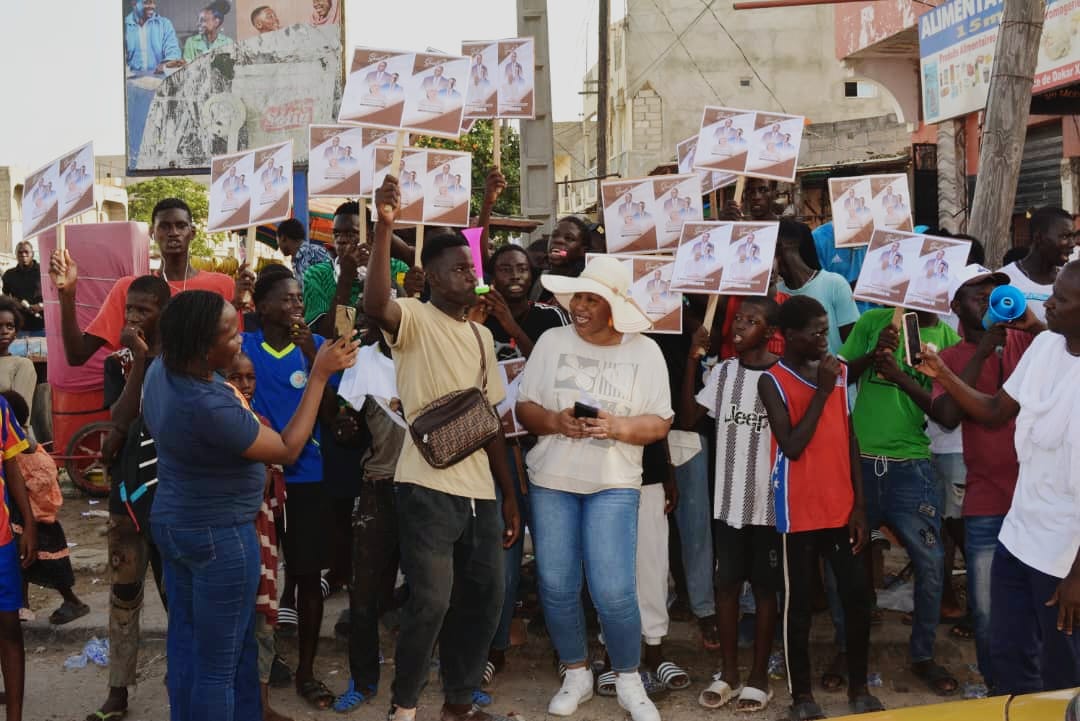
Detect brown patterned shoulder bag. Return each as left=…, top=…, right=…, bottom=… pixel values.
left=408, top=322, right=501, bottom=469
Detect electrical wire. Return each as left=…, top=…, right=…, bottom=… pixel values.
left=700, top=1, right=787, bottom=112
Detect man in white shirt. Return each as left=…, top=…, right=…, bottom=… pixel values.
left=999, top=206, right=1077, bottom=321
left=919, top=260, right=1080, bottom=695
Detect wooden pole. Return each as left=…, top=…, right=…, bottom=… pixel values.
left=358, top=199, right=367, bottom=247
left=412, top=224, right=425, bottom=298
left=56, top=224, right=66, bottom=253
left=596, top=0, right=610, bottom=210
left=966, top=0, right=1044, bottom=265
left=493, top=121, right=502, bottom=172
left=734, top=176, right=747, bottom=212
left=694, top=296, right=721, bottom=358
left=245, top=225, right=256, bottom=267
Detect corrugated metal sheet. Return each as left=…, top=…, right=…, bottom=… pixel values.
left=1014, top=123, right=1063, bottom=213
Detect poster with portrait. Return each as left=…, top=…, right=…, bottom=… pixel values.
left=829, top=174, right=913, bottom=248
left=308, top=125, right=405, bottom=198
left=694, top=106, right=804, bottom=182
left=600, top=175, right=703, bottom=254
left=853, top=229, right=971, bottom=313
left=340, top=47, right=470, bottom=138
left=371, top=147, right=472, bottom=227
left=123, top=0, right=344, bottom=173
left=677, top=135, right=736, bottom=196
left=669, top=221, right=731, bottom=293
left=209, top=141, right=293, bottom=232
left=23, top=142, right=96, bottom=241
left=496, top=358, right=528, bottom=437
left=717, top=222, right=779, bottom=296
left=614, top=254, right=683, bottom=334
left=461, top=38, right=535, bottom=119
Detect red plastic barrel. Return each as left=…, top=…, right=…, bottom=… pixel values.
left=51, top=387, right=108, bottom=458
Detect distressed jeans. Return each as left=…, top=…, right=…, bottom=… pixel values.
left=672, top=439, right=715, bottom=619
left=108, top=513, right=166, bottom=689
left=861, top=457, right=944, bottom=663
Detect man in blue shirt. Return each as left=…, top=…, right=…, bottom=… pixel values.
left=125, top=0, right=182, bottom=74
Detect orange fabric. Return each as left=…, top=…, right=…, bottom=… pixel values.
left=85, top=272, right=238, bottom=350
left=15, top=446, right=62, bottom=524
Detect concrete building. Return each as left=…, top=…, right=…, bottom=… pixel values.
left=554, top=120, right=597, bottom=214
left=582, top=0, right=902, bottom=182
left=0, top=156, right=128, bottom=265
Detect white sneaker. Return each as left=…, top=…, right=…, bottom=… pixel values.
left=616, top=672, right=661, bottom=721
left=548, top=666, right=594, bottom=716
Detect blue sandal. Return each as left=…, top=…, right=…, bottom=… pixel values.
left=334, top=680, right=377, bottom=713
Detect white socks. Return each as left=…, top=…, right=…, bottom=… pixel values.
left=616, top=672, right=661, bottom=721
left=548, top=666, right=594, bottom=716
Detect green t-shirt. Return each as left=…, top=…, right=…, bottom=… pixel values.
left=303, top=258, right=410, bottom=325
left=838, top=308, right=960, bottom=459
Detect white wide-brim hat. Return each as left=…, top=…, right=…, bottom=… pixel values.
left=541, top=255, right=653, bottom=333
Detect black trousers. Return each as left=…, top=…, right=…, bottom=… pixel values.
left=782, top=527, right=872, bottom=697
left=391, top=483, right=504, bottom=709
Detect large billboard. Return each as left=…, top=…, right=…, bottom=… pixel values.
left=919, top=0, right=1080, bottom=123
left=122, top=0, right=344, bottom=173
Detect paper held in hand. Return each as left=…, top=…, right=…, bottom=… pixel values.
left=600, top=175, right=703, bottom=254
left=693, top=106, right=804, bottom=183
left=852, top=229, right=972, bottom=314
left=461, top=38, right=536, bottom=120
left=339, top=47, right=470, bottom=140
left=22, top=142, right=95, bottom=241
left=586, top=253, right=683, bottom=334
left=676, top=135, right=736, bottom=195
left=208, top=142, right=293, bottom=234
left=371, top=147, right=472, bottom=227
left=669, top=221, right=779, bottom=297
left=308, top=125, right=407, bottom=199
left=828, top=174, right=913, bottom=248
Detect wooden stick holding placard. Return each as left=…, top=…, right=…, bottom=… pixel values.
left=240, top=225, right=256, bottom=306
left=493, top=121, right=502, bottom=172
left=412, top=224, right=425, bottom=298
left=358, top=198, right=367, bottom=247
left=695, top=176, right=746, bottom=357
left=710, top=190, right=719, bottom=220
left=57, top=224, right=66, bottom=253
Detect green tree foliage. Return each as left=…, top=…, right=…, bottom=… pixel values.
left=126, top=177, right=228, bottom=257
left=416, top=120, right=521, bottom=217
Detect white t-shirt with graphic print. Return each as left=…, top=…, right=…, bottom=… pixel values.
left=517, top=325, right=673, bottom=494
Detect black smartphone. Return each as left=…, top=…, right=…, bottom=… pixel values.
left=902, top=312, right=922, bottom=367
left=573, top=401, right=600, bottom=419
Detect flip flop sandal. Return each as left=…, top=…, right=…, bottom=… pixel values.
left=656, top=661, right=691, bottom=691
left=269, top=655, right=292, bottom=688
left=298, top=679, right=336, bottom=710
left=482, top=660, right=496, bottom=687
left=848, top=693, right=885, bottom=714
left=50, top=601, right=90, bottom=625
left=736, top=686, right=773, bottom=713
left=86, top=711, right=128, bottom=721
left=821, top=653, right=847, bottom=692
left=699, top=673, right=740, bottom=709
left=597, top=670, right=617, bottom=697
left=321, top=576, right=332, bottom=599
left=333, top=680, right=377, bottom=713
left=949, top=621, right=975, bottom=639
left=788, top=700, right=826, bottom=720
left=699, top=614, right=722, bottom=650
left=277, top=607, right=298, bottom=635
left=472, top=689, right=492, bottom=707
left=911, top=661, right=959, bottom=696
left=640, top=670, right=669, bottom=700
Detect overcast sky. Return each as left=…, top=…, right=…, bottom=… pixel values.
left=0, top=0, right=622, bottom=168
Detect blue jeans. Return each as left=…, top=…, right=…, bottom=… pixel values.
left=861, top=457, right=944, bottom=663
left=152, top=523, right=261, bottom=721
left=530, top=484, right=641, bottom=672
left=492, top=446, right=532, bottom=652
left=965, top=515, right=1004, bottom=689
left=673, top=441, right=715, bottom=618
left=991, top=543, right=1080, bottom=694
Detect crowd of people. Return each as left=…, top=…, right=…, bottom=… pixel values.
left=0, top=169, right=1074, bottom=721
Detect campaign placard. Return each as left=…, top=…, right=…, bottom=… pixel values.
left=209, top=141, right=293, bottom=233
left=677, top=135, right=736, bottom=196
left=588, top=253, right=683, bottom=334
left=309, top=125, right=405, bottom=198
left=853, top=229, right=972, bottom=313
left=600, top=175, right=703, bottom=254
left=23, top=142, right=95, bottom=240
left=340, top=47, right=470, bottom=138
left=669, top=222, right=730, bottom=293
left=495, top=358, right=528, bottom=437
left=462, top=38, right=536, bottom=119
left=372, top=147, right=472, bottom=227
left=694, top=106, right=804, bottom=182
left=717, top=222, right=779, bottom=296
left=828, top=174, right=913, bottom=248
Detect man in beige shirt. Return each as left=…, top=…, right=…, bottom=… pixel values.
left=364, top=176, right=521, bottom=721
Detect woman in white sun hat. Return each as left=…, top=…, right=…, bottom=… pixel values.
left=516, top=255, right=674, bottom=721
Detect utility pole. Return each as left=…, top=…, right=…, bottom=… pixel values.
left=596, top=0, right=609, bottom=212
left=967, top=0, right=1044, bottom=263
left=517, top=0, right=557, bottom=237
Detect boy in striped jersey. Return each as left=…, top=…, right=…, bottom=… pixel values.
left=757, top=296, right=882, bottom=719
left=681, top=295, right=781, bottom=712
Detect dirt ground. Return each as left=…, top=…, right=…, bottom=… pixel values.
left=19, top=494, right=981, bottom=721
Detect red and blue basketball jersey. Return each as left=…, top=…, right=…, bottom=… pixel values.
left=764, top=361, right=854, bottom=534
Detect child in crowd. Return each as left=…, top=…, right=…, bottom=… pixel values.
left=0, top=298, right=37, bottom=439
left=0, top=392, right=35, bottom=721
left=681, top=296, right=781, bottom=712
left=757, top=296, right=883, bottom=719
left=2, top=392, right=87, bottom=626
left=225, top=352, right=292, bottom=721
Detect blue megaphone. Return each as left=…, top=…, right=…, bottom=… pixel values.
left=982, top=284, right=1027, bottom=329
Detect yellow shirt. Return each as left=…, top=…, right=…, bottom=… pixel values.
left=386, top=299, right=506, bottom=499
